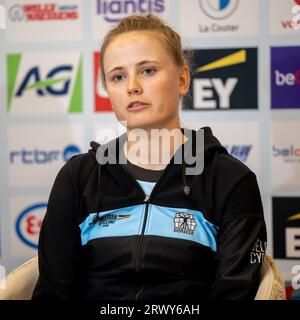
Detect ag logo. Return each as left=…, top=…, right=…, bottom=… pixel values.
left=15, top=203, right=47, bottom=249
left=15, top=65, right=73, bottom=97
left=174, top=212, right=197, bottom=236
left=199, top=0, right=239, bottom=20
left=7, top=53, right=83, bottom=114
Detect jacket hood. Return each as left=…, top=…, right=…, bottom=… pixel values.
left=89, top=127, right=227, bottom=162
left=88, top=127, right=227, bottom=221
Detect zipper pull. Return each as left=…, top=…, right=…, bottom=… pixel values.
left=144, top=195, right=150, bottom=203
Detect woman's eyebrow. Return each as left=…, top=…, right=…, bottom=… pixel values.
left=107, top=60, right=160, bottom=75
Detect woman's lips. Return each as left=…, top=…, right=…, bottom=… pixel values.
left=127, top=102, right=150, bottom=112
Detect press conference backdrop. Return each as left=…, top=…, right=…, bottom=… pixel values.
left=0, top=0, right=299, bottom=299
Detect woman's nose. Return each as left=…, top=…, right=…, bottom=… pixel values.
left=127, top=76, right=142, bottom=95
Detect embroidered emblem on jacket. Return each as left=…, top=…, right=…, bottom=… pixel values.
left=173, top=212, right=197, bottom=235
left=91, top=213, right=130, bottom=226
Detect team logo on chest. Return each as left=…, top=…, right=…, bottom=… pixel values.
left=91, top=213, right=130, bottom=226
left=173, top=212, right=197, bottom=235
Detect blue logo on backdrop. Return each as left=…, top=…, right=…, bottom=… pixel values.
left=10, top=144, right=81, bottom=164
left=15, top=65, right=73, bottom=97
left=273, top=145, right=300, bottom=162
left=96, top=0, right=165, bottom=23
left=225, top=144, right=252, bottom=163
left=199, top=0, right=239, bottom=20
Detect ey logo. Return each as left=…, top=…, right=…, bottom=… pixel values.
left=286, top=212, right=300, bottom=258
left=194, top=50, right=245, bottom=109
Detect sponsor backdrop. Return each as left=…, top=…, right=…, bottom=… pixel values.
left=0, top=0, right=300, bottom=299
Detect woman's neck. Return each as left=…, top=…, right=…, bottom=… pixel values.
left=124, top=125, right=187, bottom=170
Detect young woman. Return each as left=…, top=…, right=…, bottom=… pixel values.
left=32, top=14, right=267, bottom=300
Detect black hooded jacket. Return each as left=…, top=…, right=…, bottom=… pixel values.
left=32, top=127, right=267, bottom=300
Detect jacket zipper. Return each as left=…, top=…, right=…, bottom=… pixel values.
left=134, top=194, right=150, bottom=300
left=116, top=150, right=176, bottom=300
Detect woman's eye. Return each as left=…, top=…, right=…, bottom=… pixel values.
left=142, top=68, right=156, bottom=76
left=111, top=74, right=124, bottom=82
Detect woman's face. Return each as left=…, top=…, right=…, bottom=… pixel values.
left=103, top=31, right=190, bottom=131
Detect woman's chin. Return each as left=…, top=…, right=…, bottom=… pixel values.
left=126, top=119, right=156, bottom=131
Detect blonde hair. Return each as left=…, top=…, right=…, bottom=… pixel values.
left=99, top=14, right=189, bottom=87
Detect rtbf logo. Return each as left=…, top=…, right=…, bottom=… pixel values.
left=96, top=0, right=165, bottom=23
left=271, top=46, right=300, bottom=109
left=10, top=144, right=81, bottom=164
left=16, top=203, right=47, bottom=249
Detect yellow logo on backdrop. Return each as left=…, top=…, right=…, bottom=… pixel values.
left=196, top=50, right=246, bottom=73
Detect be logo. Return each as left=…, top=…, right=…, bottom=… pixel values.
left=7, top=53, right=83, bottom=114
left=183, top=48, right=258, bottom=110
left=15, top=203, right=47, bottom=249
left=273, top=197, right=300, bottom=259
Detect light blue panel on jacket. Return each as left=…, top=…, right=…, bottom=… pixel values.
left=145, top=204, right=219, bottom=252
left=136, top=180, right=156, bottom=196
left=80, top=204, right=145, bottom=245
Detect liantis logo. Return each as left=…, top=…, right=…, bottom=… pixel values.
left=96, top=0, right=165, bottom=23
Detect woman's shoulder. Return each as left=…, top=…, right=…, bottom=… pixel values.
left=210, top=150, right=257, bottom=186
left=57, top=150, right=97, bottom=184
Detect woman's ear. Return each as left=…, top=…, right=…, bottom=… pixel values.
left=179, top=64, right=191, bottom=96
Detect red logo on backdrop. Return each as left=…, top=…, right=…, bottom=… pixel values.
left=280, top=0, right=300, bottom=29
left=15, top=203, right=47, bottom=249
left=94, top=52, right=112, bottom=112
left=9, top=3, right=78, bottom=22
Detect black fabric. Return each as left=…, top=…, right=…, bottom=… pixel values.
left=118, top=140, right=164, bottom=182
left=32, top=127, right=267, bottom=301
